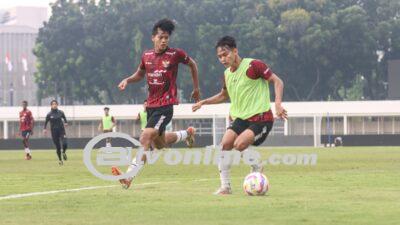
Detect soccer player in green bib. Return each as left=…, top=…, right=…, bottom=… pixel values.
left=193, top=36, right=287, bottom=195
left=98, top=107, right=116, bottom=147
left=137, top=100, right=148, bottom=131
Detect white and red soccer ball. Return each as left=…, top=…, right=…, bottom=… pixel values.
left=243, top=172, right=270, bottom=196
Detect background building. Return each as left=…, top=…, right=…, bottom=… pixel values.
left=3, top=6, right=48, bottom=29
left=0, top=7, right=47, bottom=106
left=1, top=101, right=400, bottom=148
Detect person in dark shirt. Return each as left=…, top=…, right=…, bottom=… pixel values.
left=43, top=100, right=68, bottom=165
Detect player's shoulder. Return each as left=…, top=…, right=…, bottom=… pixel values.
left=167, top=47, right=181, bottom=52
left=142, top=49, right=155, bottom=57
left=58, top=110, right=65, bottom=115
left=223, top=67, right=230, bottom=76
left=249, top=59, right=272, bottom=70
left=248, top=58, right=265, bottom=66
left=20, top=109, right=30, bottom=113
left=166, top=47, right=185, bottom=55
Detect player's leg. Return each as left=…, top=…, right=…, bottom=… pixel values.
left=126, top=106, right=171, bottom=181
left=233, top=121, right=273, bottom=172
left=112, top=105, right=172, bottom=189
left=104, top=130, right=112, bottom=147
left=22, top=131, right=32, bottom=160
left=148, top=105, right=194, bottom=149
left=163, top=127, right=196, bottom=148
left=214, top=118, right=248, bottom=195
left=106, top=137, right=112, bottom=147
left=115, top=127, right=158, bottom=188
left=152, top=132, right=167, bottom=149
left=213, top=129, right=237, bottom=195
left=233, top=129, right=254, bottom=151
left=234, top=121, right=273, bottom=150
left=51, top=129, right=63, bottom=165
left=60, top=130, right=68, bottom=161
left=112, top=124, right=159, bottom=189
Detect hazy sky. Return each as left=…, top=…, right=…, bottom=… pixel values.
left=0, top=0, right=55, bottom=10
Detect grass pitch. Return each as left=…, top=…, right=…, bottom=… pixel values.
left=0, top=147, right=399, bottom=225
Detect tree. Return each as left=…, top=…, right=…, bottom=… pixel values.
left=34, top=0, right=400, bottom=103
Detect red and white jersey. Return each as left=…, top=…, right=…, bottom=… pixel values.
left=139, top=47, right=190, bottom=108
left=19, top=109, right=34, bottom=131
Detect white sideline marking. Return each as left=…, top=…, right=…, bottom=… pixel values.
left=0, top=179, right=217, bottom=201
left=0, top=185, right=118, bottom=201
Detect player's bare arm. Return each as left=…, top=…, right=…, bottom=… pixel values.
left=111, top=116, right=116, bottom=128
left=192, top=88, right=229, bottom=112
left=187, top=58, right=201, bottom=102
left=31, top=115, right=34, bottom=135
left=118, top=67, right=146, bottom=91
left=268, top=73, right=287, bottom=119
left=98, top=121, right=102, bottom=132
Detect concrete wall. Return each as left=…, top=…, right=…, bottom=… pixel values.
left=2, top=134, right=399, bottom=150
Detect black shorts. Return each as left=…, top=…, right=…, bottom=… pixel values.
left=228, top=119, right=273, bottom=146
left=21, top=130, right=32, bottom=138
left=146, top=105, right=173, bottom=135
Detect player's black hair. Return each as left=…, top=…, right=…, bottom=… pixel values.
left=50, top=99, right=58, bottom=105
left=215, top=36, right=237, bottom=49
left=104, top=107, right=110, bottom=110
left=22, top=100, right=28, bottom=104
left=144, top=100, right=147, bottom=103
left=152, top=18, right=175, bottom=35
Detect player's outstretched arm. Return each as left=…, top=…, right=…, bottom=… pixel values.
left=118, top=67, right=145, bottom=91
left=192, top=88, right=229, bottom=112
left=268, top=73, right=288, bottom=119
left=187, top=58, right=200, bottom=102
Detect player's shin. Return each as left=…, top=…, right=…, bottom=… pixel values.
left=173, top=130, right=188, bottom=143
left=173, top=127, right=195, bottom=147
left=218, top=150, right=232, bottom=189
left=24, top=147, right=31, bottom=154
left=126, top=147, right=146, bottom=181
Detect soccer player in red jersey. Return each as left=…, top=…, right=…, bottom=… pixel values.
left=113, top=19, right=200, bottom=189
left=19, top=100, right=34, bottom=160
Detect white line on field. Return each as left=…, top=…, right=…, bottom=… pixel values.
left=0, top=178, right=223, bottom=201
left=0, top=185, right=118, bottom=201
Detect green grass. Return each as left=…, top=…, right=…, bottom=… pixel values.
left=0, top=147, right=399, bottom=225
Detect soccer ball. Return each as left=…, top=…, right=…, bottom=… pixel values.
left=243, top=172, right=269, bottom=196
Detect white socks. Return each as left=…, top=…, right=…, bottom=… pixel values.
left=174, top=130, right=188, bottom=143
left=126, top=148, right=146, bottom=181
left=218, top=150, right=232, bottom=189
left=24, top=148, right=31, bottom=154
left=217, top=148, right=262, bottom=189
